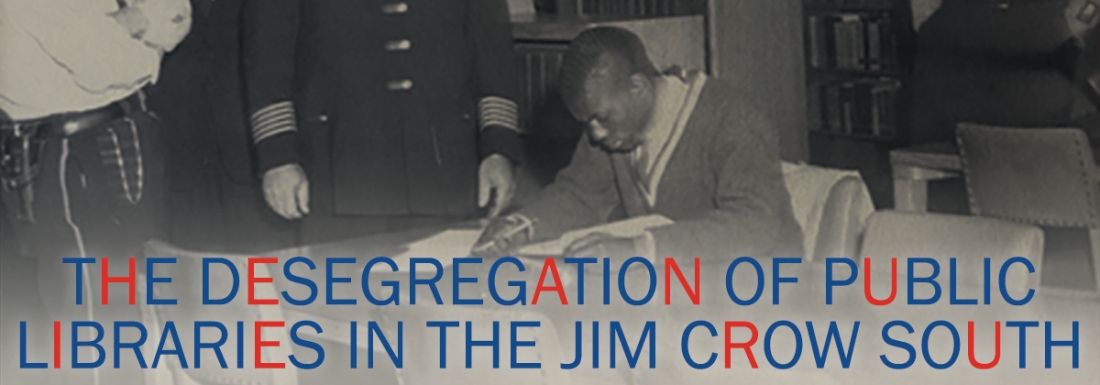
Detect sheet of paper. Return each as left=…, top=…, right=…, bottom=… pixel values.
left=517, top=214, right=674, bottom=256
left=383, top=229, right=484, bottom=272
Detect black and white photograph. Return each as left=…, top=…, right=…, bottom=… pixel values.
left=1, top=0, right=1098, bottom=384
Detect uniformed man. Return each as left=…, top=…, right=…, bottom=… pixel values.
left=910, top=0, right=1089, bottom=144
left=0, top=0, right=190, bottom=383
left=243, top=0, right=523, bottom=244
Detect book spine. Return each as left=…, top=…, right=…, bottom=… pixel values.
left=833, top=20, right=849, bottom=69
left=826, top=83, right=842, bottom=133
left=840, top=82, right=855, bottom=134
left=867, top=19, right=881, bottom=70
left=808, top=15, right=823, bottom=68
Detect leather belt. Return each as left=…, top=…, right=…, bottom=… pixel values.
left=1, top=97, right=134, bottom=223
left=1, top=101, right=127, bottom=137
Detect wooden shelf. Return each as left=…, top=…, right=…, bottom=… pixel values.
left=809, top=129, right=896, bottom=143
left=809, top=67, right=903, bottom=78
left=802, top=0, right=912, bottom=147
left=512, top=14, right=702, bottom=41
left=804, top=5, right=894, bottom=14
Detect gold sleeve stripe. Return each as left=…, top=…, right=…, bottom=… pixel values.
left=477, top=96, right=520, bottom=133
left=250, top=101, right=298, bottom=143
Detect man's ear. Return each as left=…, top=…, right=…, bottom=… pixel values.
left=629, top=73, right=651, bottom=96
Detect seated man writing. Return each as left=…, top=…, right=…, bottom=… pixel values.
left=473, top=27, right=802, bottom=261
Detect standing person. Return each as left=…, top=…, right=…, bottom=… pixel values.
left=0, top=0, right=189, bottom=383
left=243, top=0, right=524, bottom=244
left=909, top=0, right=1081, bottom=145
left=147, top=0, right=297, bottom=254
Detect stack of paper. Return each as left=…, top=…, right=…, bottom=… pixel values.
left=380, top=229, right=484, bottom=272
left=518, top=214, right=674, bottom=256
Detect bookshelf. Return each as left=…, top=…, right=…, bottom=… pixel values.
left=803, top=0, right=914, bottom=143
left=802, top=0, right=915, bottom=208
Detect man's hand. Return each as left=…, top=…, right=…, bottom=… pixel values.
left=470, top=214, right=534, bottom=258
left=478, top=154, right=515, bottom=218
left=263, top=163, right=310, bottom=220
left=563, top=232, right=644, bottom=260
left=132, top=0, right=192, bottom=53
left=111, top=6, right=149, bottom=38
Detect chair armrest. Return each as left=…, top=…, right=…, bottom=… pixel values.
left=859, top=211, right=1044, bottom=293
left=814, top=176, right=875, bottom=261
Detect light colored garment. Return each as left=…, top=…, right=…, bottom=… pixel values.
left=629, top=73, right=704, bottom=207
left=0, top=0, right=162, bottom=119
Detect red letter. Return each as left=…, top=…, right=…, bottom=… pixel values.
left=864, top=257, right=897, bottom=306
left=968, top=321, right=1001, bottom=369
left=255, top=321, right=286, bottom=369
left=53, top=321, right=61, bottom=368
left=532, top=258, right=568, bottom=305
left=248, top=258, right=279, bottom=305
left=724, top=321, right=758, bottom=369
left=665, top=258, right=701, bottom=305
left=101, top=258, right=136, bottom=305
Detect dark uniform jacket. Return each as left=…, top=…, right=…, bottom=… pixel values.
left=910, top=0, right=1080, bottom=144
left=242, top=0, right=523, bottom=217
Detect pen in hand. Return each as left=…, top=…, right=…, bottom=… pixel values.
left=471, top=217, right=536, bottom=255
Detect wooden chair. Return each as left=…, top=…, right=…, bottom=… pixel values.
left=956, top=123, right=1100, bottom=296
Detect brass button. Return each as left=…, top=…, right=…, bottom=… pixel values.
left=63, top=121, right=79, bottom=135
left=385, top=39, right=412, bottom=52
left=318, top=114, right=329, bottom=123
left=382, top=2, right=408, bottom=14
left=387, top=79, right=414, bottom=91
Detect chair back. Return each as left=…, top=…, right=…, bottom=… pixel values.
left=956, top=123, right=1100, bottom=228
left=142, top=240, right=298, bottom=385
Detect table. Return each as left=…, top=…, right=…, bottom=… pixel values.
left=890, top=140, right=1100, bottom=212
left=889, top=142, right=962, bottom=212
left=267, top=224, right=1100, bottom=385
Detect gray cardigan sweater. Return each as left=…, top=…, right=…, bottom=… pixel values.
left=519, top=77, right=804, bottom=261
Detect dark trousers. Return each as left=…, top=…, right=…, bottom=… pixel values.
left=0, top=103, right=167, bottom=385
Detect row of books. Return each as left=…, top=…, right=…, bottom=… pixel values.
left=808, top=79, right=901, bottom=137
left=806, top=12, right=898, bottom=71
left=804, top=0, right=895, bottom=9
left=577, top=0, right=681, bottom=16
